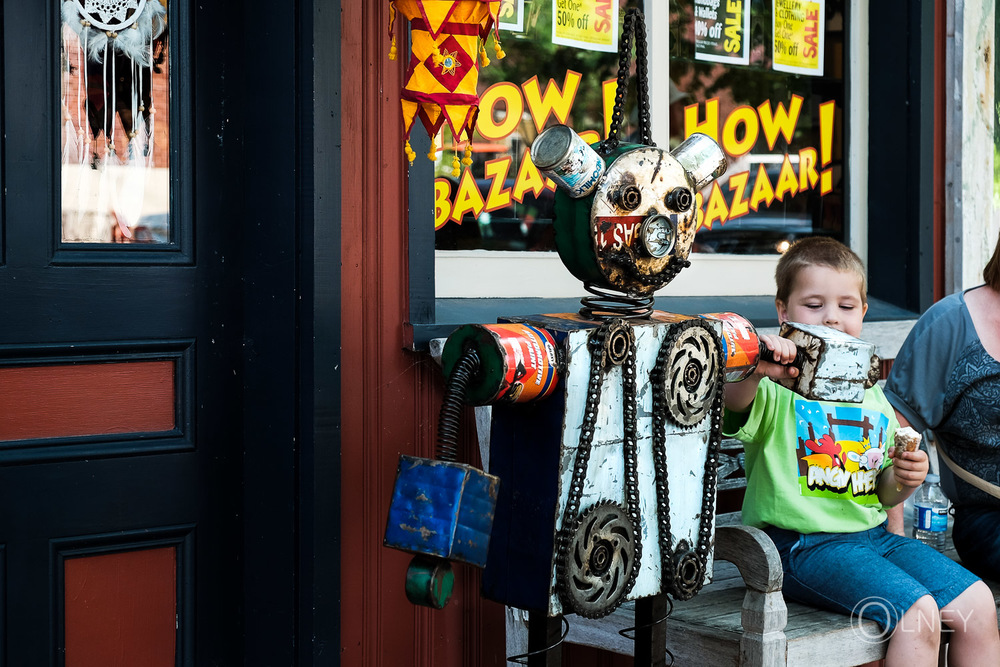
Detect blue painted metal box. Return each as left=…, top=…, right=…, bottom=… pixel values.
left=384, top=455, right=500, bottom=567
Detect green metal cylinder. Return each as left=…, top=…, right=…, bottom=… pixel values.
left=405, top=555, right=455, bottom=609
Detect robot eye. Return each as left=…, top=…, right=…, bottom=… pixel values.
left=616, top=184, right=643, bottom=211
left=665, top=187, right=692, bottom=212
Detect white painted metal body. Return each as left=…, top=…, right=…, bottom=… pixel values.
left=546, top=314, right=720, bottom=616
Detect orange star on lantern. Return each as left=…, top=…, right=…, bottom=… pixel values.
left=438, top=49, right=460, bottom=76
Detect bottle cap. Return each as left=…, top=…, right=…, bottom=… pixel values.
left=925, top=473, right=940, bottom=484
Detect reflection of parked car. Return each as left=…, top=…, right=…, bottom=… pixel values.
left=435, top=178, right=555, bottom=251
left=694, top=219, right=828, bottom=254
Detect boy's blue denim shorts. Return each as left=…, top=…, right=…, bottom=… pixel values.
left=763, top=523, right=980, bottom=633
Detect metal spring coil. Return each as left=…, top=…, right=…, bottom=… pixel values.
left=579, top=281, right=654, bottom=320
left=435, top=348, right=480, bottom=462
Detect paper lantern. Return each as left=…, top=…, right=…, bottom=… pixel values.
left=388, top=1, right=504, bottom=174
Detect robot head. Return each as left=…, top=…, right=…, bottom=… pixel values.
left=548, top=133, right=727, bottom=299
left=588, top=134, right=727, bottom=295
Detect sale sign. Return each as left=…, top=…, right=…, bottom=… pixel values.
left=694, top=0, right=750, bottom=65
left=551, top=0, right=618, bottom=53
left=773, top=0, right=825, bottom=76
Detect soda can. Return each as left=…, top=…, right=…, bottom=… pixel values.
left=699, top=312, right=763, bottom=383
left=531, top=124, right=606, bottom=198
left=442, top=323, right=560, bottom=405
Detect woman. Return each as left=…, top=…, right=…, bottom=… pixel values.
left=885, top=232, right=1000, bottom=576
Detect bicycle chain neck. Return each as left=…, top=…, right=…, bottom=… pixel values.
left=601, top=8, right=654, bottom=155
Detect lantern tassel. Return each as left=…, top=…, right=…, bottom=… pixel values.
left=387, top=4, right=398, bottom=59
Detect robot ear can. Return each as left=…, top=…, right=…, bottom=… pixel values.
left=670, top=133, right=728, bottom=191
left=531, top=124, right=606, bottom=199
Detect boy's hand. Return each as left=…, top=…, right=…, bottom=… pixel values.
left=724, top=334, right=798, bottom=413
left=888, top=447, right=929, bottom=489
left=756, top=334, right=799, bottom=380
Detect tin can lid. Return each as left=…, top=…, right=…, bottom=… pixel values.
left=531, top=124, right=574, bottom=170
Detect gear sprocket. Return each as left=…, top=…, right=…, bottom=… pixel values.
left=660, top=322, right=720, bottom=426
left=557, top=501, right=638, bottom=618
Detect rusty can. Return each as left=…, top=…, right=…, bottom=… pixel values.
left=530, top=124, right=606, bottom=198
left=442, top=323, right=560, bottom=405
left=699, top=312, right=763, bottom=383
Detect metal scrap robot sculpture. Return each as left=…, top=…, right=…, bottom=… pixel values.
left=384, top=8, right=880, bottom=666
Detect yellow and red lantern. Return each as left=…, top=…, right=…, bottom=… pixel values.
left=388, top=1, right=504, bottom=174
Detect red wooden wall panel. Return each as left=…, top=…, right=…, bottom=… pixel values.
left=64, top=547, right=177, bottom=667
left=339, top=3, right=612, bottom=664
left=339, top=2, right=507, bottom=665
left=0, top=361, right=175, bottom=441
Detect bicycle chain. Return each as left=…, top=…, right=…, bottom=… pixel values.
left=555, top=319, right=642, bottom=618
left=604, top=248, right=691, bottom=288
left=621, top=322, right=642, bottom=594
left=650, top=319, right=725, bottom=600
left=600, top=8, right=654, bottom=156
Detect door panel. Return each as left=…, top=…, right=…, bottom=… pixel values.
left=1, top=2, right=241, bottom=664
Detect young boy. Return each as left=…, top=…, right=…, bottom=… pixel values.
left=723, top=237, right=1000, bottom=664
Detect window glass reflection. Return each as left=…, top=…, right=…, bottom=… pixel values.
left=434, top=0, right=642, bottom=253
left=60, top=0, right=170, bottom=244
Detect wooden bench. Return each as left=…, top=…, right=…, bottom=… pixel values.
left=505, top=442, right=1000, bottom=666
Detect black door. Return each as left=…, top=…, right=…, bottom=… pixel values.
left=0, top=2, right=243, bottom=664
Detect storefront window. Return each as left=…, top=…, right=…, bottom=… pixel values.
left=669, top=0, right=846, bottom=254
left=60, top=0, right=170, bottom=244
left=433, top=0, right=845, bottom=255
left=434, top=0, right=643, bottom=253
left=429, top=0, right=846, bottom=301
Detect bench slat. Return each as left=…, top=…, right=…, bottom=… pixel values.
left=515, top=508, right=1000, bottom=666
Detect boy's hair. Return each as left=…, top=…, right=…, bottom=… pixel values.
left=775, top=236, right=868, bottom=305
left=984, top=232, right=1000, bottom=291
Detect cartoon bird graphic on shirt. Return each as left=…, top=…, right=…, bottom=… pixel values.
left=801, top=433, right=846, bottom=469
left=802, top=433, right=882, bottom=473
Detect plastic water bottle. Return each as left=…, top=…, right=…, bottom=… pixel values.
left=912, top=473, right=949, bottom=550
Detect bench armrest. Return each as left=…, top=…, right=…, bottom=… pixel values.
left=715, top=524, right=788, bottom=665
left=715, top=524, right=783, bottom=593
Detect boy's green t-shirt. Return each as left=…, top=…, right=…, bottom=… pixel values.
left=723, top=379, right=899, bottom=534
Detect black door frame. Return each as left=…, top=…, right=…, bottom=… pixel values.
left=239, top=1, right=342, bottom=664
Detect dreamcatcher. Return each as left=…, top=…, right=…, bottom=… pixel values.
left=61, top=0, right=167, bottom=241
left=388, top=0, right=504, bottom=175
